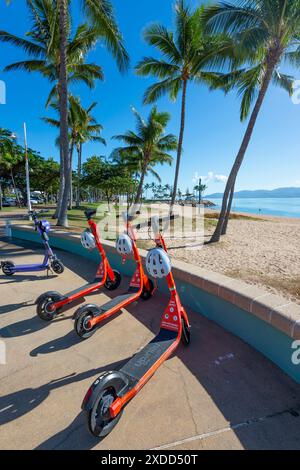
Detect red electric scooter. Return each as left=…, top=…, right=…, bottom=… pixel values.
left=81, top=215, right=191, bottom=438
left=73, top=211, right=155, bottom=339
left=35, top=209, right=121, bottom=321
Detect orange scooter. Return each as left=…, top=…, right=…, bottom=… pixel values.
left=35, top=209, right=121, bottom=321
left=73, top=211, right=155, bottom=339
left=81, top=215, right=191, bottom=438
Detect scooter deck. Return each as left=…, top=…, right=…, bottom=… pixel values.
left=120, top=329, right=177, bottom=384
left=96, top=287, right=139, bottom=316
left=62, top=281, right=102, bottom=299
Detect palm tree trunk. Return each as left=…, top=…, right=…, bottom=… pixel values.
left=76, top=142, right=82, bottom=208
left=134, top=164, right=147, bottom=205
left=69, top=175, right=73, bottom=210
left=221, top=182, right=235, bottom=235
left=0, top=181, right=2, bottom=211
left=210, top=64, right=275, bottom=243
left=170, top=79, right=187, bottom=213
left=68, top=141, right=74, bottom=210
left=57, top=0, right=70, bottom=227
left=54, top=160, right=64, bottom=218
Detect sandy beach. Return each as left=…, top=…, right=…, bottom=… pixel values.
left=167, top=212, right=300, bottom=304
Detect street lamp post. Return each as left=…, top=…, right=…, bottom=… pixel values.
left=23, top=123, right=32, bottom=216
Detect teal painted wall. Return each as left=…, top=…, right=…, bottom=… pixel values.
left=10, top=226, right=300, bottom=384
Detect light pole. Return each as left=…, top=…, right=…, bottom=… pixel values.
left=23, top=123, right=32, bottom=215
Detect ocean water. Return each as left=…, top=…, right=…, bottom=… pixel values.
left=209, top=197, right=300, bottom=219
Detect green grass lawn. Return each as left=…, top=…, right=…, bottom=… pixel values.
left=1, top=202, right=263, bottom=241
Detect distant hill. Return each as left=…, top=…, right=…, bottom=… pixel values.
left=207, top=187, right=300, bottom=199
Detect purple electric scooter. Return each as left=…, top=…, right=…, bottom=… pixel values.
left=1, top=210, right=64, bottom=276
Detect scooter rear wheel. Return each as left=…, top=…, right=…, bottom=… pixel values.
left=1, top=261, right=15, bottom=276
left=140, top=279, right=154, bottom=301
left=87, top=386, right=123, bottom=438
left=104, top=270, right=122, bottom=291
left=36, top=292, right=62, bottom=321
left=74, top=305, right=98, bottom=339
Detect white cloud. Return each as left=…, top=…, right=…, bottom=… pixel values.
left=214, top=174, right=228, bottom=183
left=193, top=171, right=228, bottom=184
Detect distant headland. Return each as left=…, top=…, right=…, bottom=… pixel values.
left=207, top=187, right=300, bottom=199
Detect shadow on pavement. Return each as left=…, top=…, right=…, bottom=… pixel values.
left=0, top=314, right=69, bottom=338
left=35, top=412, right=99, bottom=450
left=0, top=358, right=128, bottom=428
left=0, top=301, right=36, bottom=315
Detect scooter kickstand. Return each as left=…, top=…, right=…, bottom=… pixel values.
left=47, top=265, right=53, bottom=277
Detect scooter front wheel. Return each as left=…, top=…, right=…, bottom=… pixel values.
left=86, top=386, right=123, bottom=438
left=74, top=305, right=98, bottom=339
left=104, top=270, right=121, bottom=291
left=1, top=261, right=15, bottom=276
left=36, top=292, right=62, bottom=321
left=51, top=259, right=65, bottom=275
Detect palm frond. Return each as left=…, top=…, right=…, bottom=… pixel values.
left=0, top=30, right=45, bottom=56
left=143, top=24, right=181, bottom=63
left=135, top=57, right=179, bottom=79
left=143, top=77, right=182, bottom=104
left=272, top=69, right=294, bottom=96
left=83, top=0, right=129, bottom=72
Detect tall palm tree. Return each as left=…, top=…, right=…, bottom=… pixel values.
left=0, top=0, right=105, bottom=222
left=43, top=95, right=105, bottom=209
left=56, top=0, right=129, bottom=226
left=75, top=112, right=106, bottom=208
left=112, top=106, right=177, bottom=205
left=1, top=0, right=129, bottom=226
left=135, top=0, right=233, bottom=212
left=202, top=0, right=300, bottom=242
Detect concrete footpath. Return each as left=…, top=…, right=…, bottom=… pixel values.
left=0, top=238, right=300, bottom=450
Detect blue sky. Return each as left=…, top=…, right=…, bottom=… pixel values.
left=0, top=0, right=299, bottom=195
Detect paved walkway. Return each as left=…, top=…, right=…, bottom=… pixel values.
left=1, top=238, right=300, bottom=450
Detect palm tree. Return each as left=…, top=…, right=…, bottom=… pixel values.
left=73, top=101, right=106, bottom=208
left=43, top=96, right=105, bottom=209
left=135, top=0, right=233, bottom=212
left=144, top=183, right=151, bottom=201
left=112, top=106, right=177, bottom=205
left=0, top=0, right=105, bottom=222
left=202, top=0, right=300, bottom=242
left=56, top=0, right=129, bottom=226
left=1, top=0, right=129, bottom=226
left=194, top=182, right=207, bottom=204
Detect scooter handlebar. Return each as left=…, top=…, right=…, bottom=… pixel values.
left=28, top=209, right=49, bottom=220
left=133, top=214, right=178, bottom=231
left=84, top=209, right=97, bottom=220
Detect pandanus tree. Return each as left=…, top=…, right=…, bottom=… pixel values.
left=202, top=0, right=300, bottom=242
left=43, top=95, right=105, bottom=208
left=112, top=106, right=177, bottom=205
left=135, top=0, right=234, bottom=212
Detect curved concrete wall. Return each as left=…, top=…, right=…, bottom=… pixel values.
left=7, top=224, right=300, bottom=385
